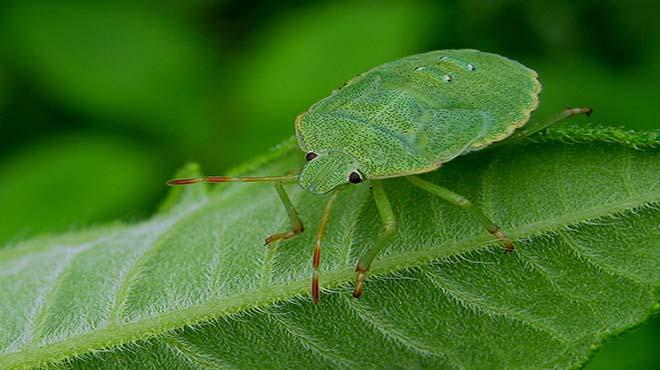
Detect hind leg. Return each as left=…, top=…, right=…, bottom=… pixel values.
left=513, top=107, right=592, bottom=139
left=406, top=175, right=513, bottom=252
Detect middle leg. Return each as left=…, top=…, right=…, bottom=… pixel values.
left=353, top=180, right=398, bottom=298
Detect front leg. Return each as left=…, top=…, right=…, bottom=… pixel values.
left=353, top=180, right=398, bottom=298
left=265, top=181, right=304, bottom=245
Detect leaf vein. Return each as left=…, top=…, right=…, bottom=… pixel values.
left=269, top=313, right=356, bottom=368
left=560, top=234, right=650, bottom=285
left=423, top=270, right=572, bottom=345
left=343, top=297, right=465, bottom=369
left=160, top=334, right=234, bottom=370
left=516, top=249, right=595, bottom=304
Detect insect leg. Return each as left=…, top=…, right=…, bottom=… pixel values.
left=168, top=173, right=303, bottom=244
left=406, top=175, right=513, bottom=252
left=353, top=180, right=398, bottom=299
left=265, top=181, right=304, bottom=245
left=513, top=107, right=593, bottom=139
left=311, top=190, right=340, bottom=304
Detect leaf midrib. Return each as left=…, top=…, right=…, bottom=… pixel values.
left=2, top=189, right=657, bottom=370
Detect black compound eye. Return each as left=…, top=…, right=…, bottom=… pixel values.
left=348, top=171, right=362, bottom=184
left=305, top=152, right=318, bottom=161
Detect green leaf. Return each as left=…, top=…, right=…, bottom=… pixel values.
left=0, top=132, right=658, bottom=369
left=532, top=124, right=660, bottom=149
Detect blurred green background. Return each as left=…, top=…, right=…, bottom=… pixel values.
left=0, top=0, right=658, bottom=368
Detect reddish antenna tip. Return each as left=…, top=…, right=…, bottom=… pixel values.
left=167, top=178, right=204, bottom=186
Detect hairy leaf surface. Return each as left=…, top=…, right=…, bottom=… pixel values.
left=0, top=134, right=658, bottom=369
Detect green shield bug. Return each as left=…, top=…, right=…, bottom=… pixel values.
left=169, top=49, right=591, bottom=303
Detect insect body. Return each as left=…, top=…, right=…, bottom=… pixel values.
left=169, top=49, right=591, bottom=303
